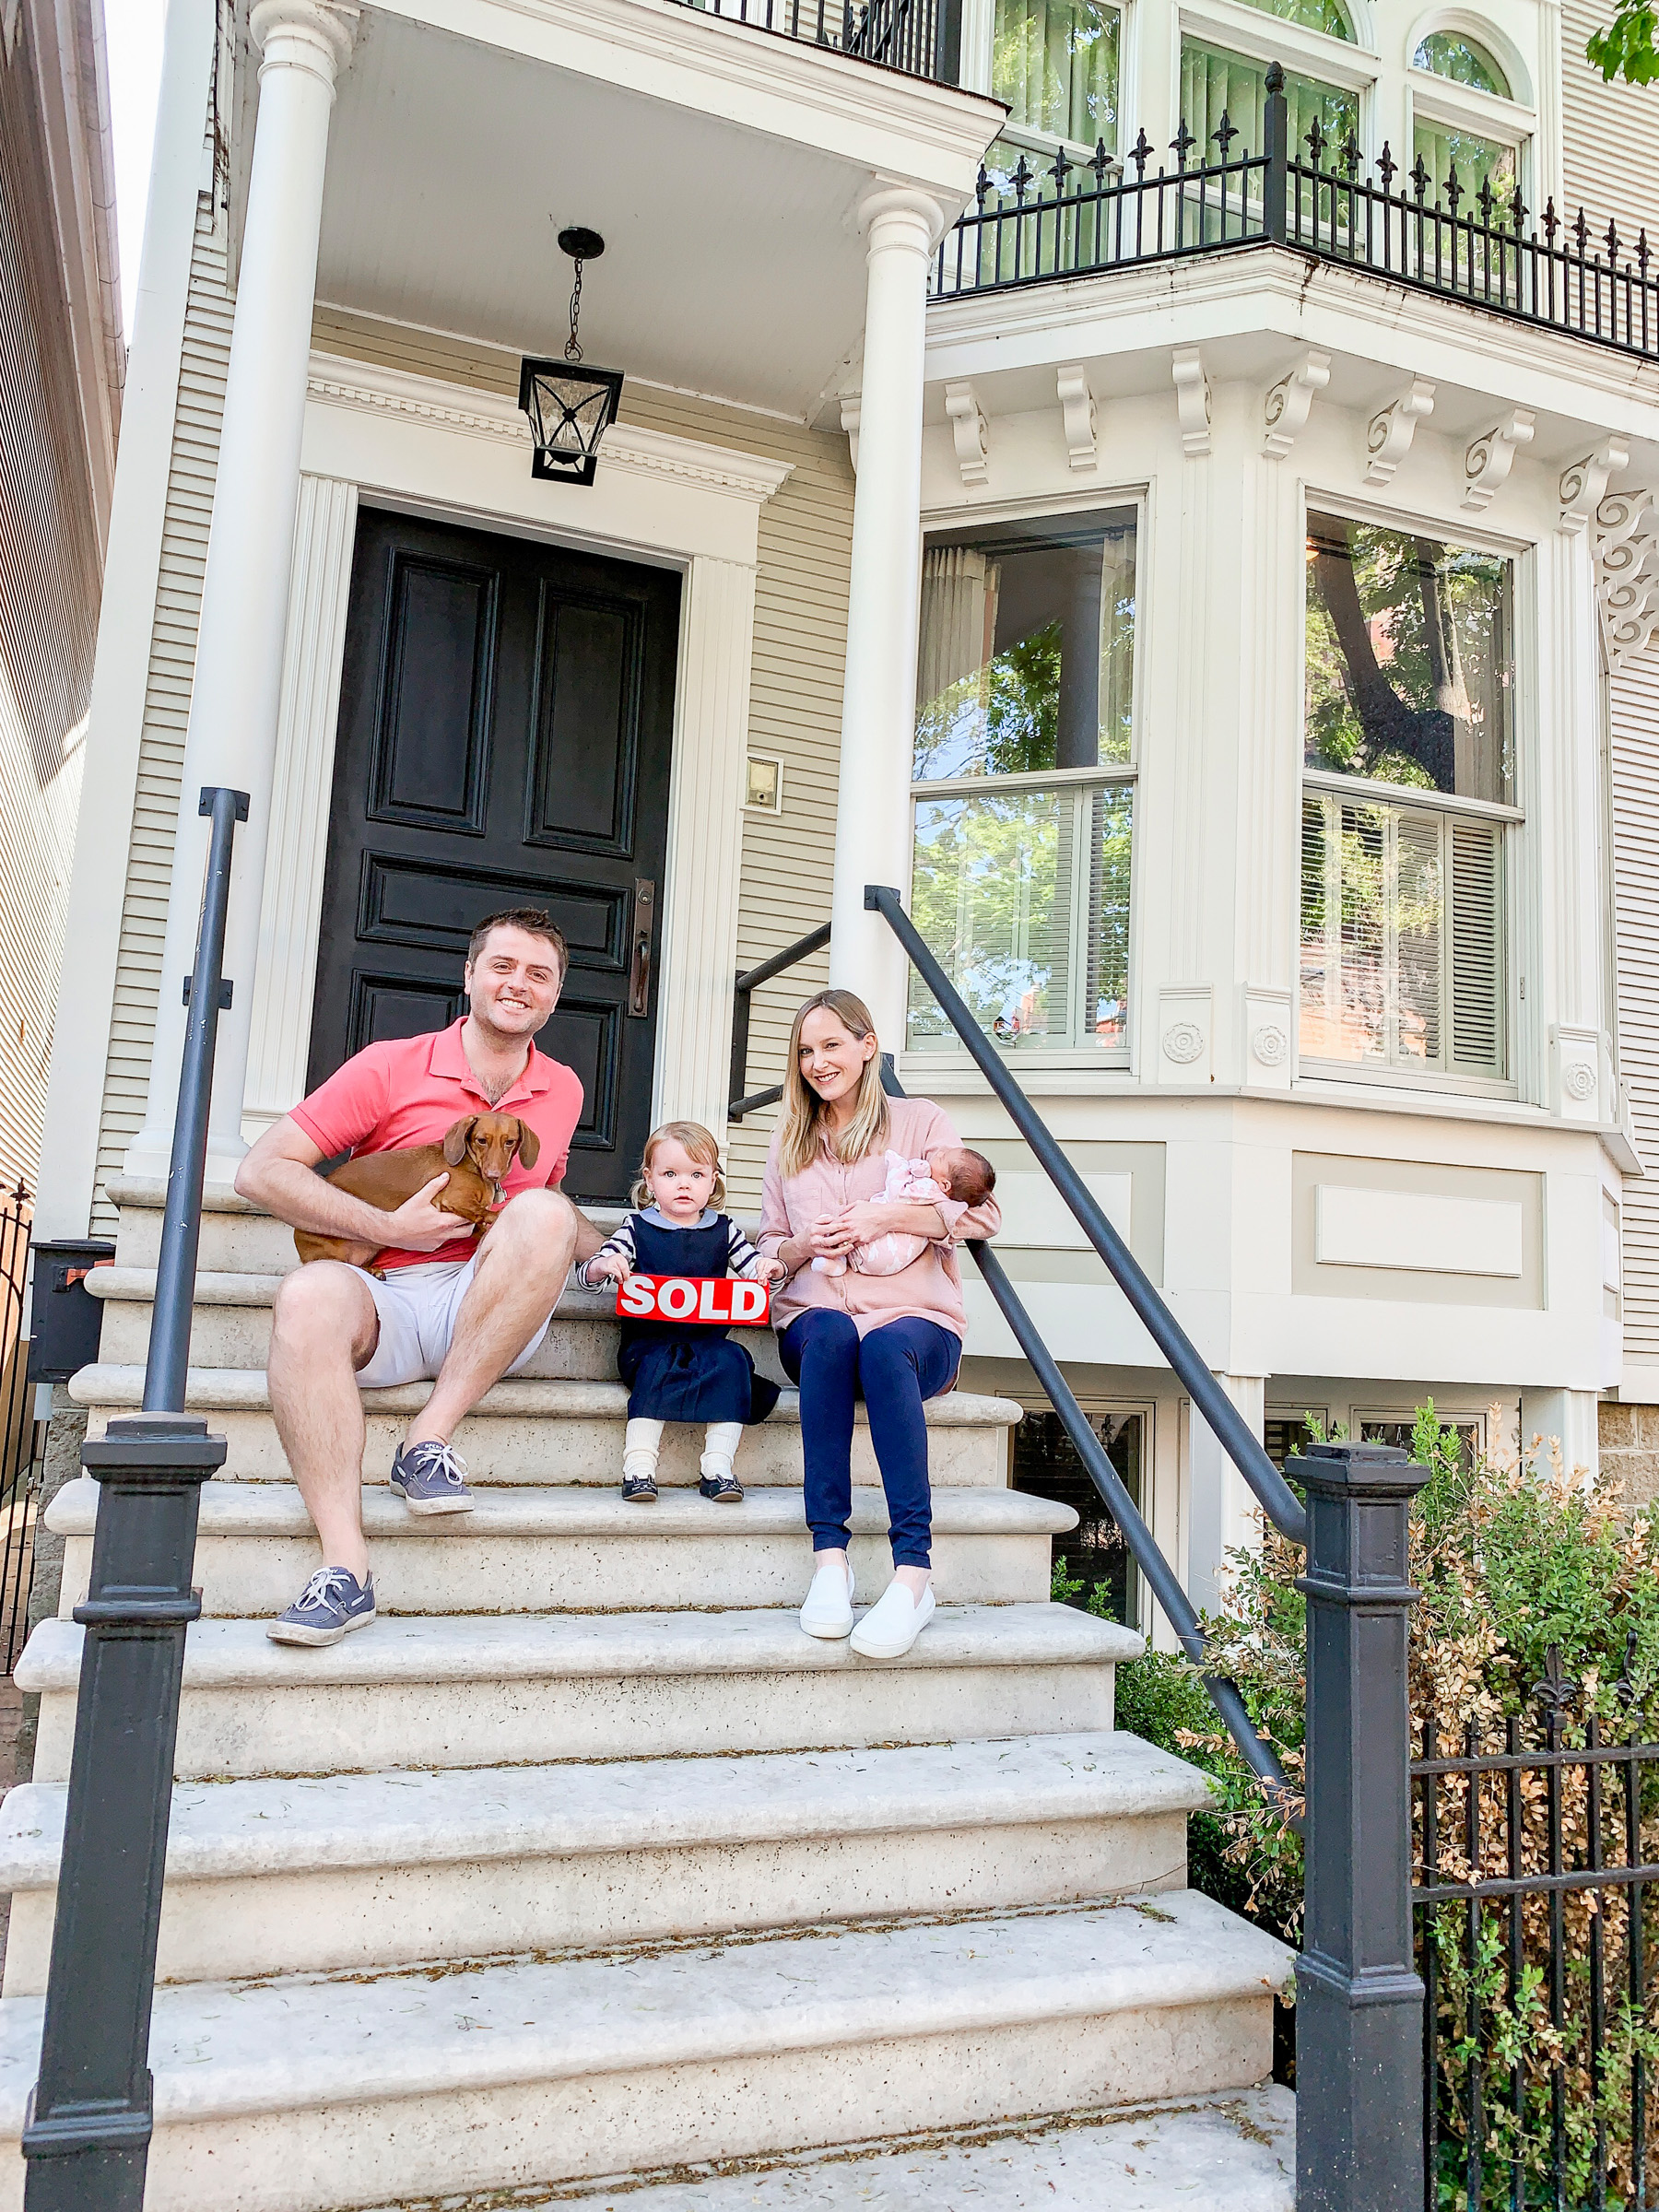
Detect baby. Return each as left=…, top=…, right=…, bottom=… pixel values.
left=813, top=1147, right=996, bottom=1278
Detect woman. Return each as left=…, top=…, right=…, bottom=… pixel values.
left=758, top=990, right=1001, bottom=1660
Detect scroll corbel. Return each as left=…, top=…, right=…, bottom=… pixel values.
left=1057, top=364, right=1098, bottom=471
left=1171, top=346, right=1210, bottom=458
left=1262, top=349, right=1329, bottom=459
left=1463, top=408, right=1535, bottom=512
left=1559, top=438, right=1629, bottom=535
left=944, top=380, right=990, bottom=488
left=1363, top=378, right=1434, bottom=487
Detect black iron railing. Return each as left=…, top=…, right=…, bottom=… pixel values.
left=935, top=63, right=1659, bottom=365
left=728, top=922, right=832, bottom=1121
left=669, top=0, right=959, bottom=81
left=861, top=882, right=1428, bottom=2205
left=0, top=1182, right=42, bottom=1673
left=22, top=787, right=244, bottom=2212
left=1417, top=1643, right=1657, bottom=2211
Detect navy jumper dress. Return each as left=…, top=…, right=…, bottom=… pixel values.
left=616, top=1212, right=781, bottom=1426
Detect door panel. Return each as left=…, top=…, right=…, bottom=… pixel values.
left=309, top=509, right=680, bottom=1200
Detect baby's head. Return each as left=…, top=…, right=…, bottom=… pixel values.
left=926, top=1147, right=996, bottom=1207
left=634, top=1120, right=726, bottom=1218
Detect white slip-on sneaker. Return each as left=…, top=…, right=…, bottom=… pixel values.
left=850, top=1577, right=935, bottom=1660
left=799, top=1558, right=855, bottom=1639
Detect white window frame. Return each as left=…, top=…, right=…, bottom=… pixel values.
left=963, top=0, right=1134, bottom=189
left=1405, top=76, right=1533, bottom=211
left=1296, top=494, right=1523, bottom=1101
left=1014, top=1392, right=1157, bottom=1630
left=905, top=492, right=1147, bottom=1074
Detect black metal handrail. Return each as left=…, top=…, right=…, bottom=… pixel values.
left=668, top=0, right=959, bottom=82
left=864, top=885, right=1307, bottom=1546
left=729, top=922, right=831, bottom=1121
left=862, top=880, right=1427, bottom=2198
left=935, top=64, right=1659, bottom=365
left=21, top=787, right=245, bottom=2212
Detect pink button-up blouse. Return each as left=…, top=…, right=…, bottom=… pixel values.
left=758, top=1095, right=1002, bottom=1342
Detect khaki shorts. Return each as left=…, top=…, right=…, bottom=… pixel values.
left=352, top=1254, right=556, bottom=1390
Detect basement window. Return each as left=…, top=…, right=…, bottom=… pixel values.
left=908, top=509, right=1136, bottom=1058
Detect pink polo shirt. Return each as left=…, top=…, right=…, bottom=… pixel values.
left=290, top=1020, right=584, bottom=1273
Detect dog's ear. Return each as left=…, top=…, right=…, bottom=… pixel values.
left=442, top=1117, right=477, bottom=1166
left=514, top=1120, right=540, bottom=1170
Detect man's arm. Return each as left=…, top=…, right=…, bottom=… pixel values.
left=234, top=1117, right=471, bottom=1251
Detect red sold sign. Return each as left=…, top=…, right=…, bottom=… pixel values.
left=616, top=1274, right=771, bottom=1326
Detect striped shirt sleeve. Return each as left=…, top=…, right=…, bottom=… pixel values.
left=575, top=1217, right=638, bottom=1289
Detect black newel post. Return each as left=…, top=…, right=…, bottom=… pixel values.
left=21, top=787, right=246, bottom=2212
left=1289, top=1440, right=1430, bottom=2212
left=1263, top=61, right=1289, bottom=243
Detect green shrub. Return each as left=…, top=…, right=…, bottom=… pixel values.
left=1111, top=1404, right=1659, bottom=2202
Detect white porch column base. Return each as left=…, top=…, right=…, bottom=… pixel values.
left=826, top=185, right=947, bottom=1050
left=1519, top=1388, right=1600, bottom=1484
left=124, top=0, right=357, bottom=1184
left=1185, top=1373, right=1266, bottom=1616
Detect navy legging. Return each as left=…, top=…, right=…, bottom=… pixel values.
left=780, top=1311, right=961, bottom=1570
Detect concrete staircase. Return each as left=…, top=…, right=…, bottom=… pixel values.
left=0, top=1176, right=1293, bottom=2211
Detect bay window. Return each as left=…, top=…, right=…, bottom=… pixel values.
left=1179, top=40, right=1357, bottom=167
left=909, top=511, right=1136, bottom=1056
left=1300, top=511, right=1513, bottom=1081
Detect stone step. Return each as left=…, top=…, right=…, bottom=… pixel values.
left=0, top=1891, right=1291, bottom=2212
left=491, top=2087, right=1296, bottom=2212
left=17, top=1603, right=1136, bottom=1781
left=0, top=1731, right=1206, bottom=1993
left=88, top=1266, right=627, bottom=1380
left=46, top=1478, right=1071, bottom=1616
left=69, top=1367, right=1019, bottom=1488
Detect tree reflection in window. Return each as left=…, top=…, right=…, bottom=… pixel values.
left=1304, top=511, right=1512, bottom=805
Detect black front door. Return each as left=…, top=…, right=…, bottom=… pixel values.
left=307, top=508, right=680, bottom=1200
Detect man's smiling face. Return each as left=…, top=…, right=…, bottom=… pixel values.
left=465, top=925, right=564, bottom=1041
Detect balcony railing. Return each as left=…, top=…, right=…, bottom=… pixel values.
left=934, top=62, right=1659, bottom=362
left=669, top=0, right=959, bottom=81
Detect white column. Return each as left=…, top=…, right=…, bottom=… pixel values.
left=826, top=186, right=947, bottom=1049
left=1185, top=1372, right=1266, bottom=1615
left=124, top=0, right=357, bottom=1183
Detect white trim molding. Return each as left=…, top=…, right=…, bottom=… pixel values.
left=231, top=352, right=794, bottom=1139
left=1056, top=364, right=1098, bottom=471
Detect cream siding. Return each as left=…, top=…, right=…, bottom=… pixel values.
left=91, top=184, right=232, bottom=1230
left=1560, top=27, right=1659, bottom=1376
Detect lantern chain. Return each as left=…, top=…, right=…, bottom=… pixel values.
left=566, top=256, right=585, bottom=365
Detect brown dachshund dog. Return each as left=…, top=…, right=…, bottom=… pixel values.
left=294, top=1113, right=541, bottom=1274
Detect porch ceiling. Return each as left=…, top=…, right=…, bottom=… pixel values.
left=310, top=5, right=961, bottom=418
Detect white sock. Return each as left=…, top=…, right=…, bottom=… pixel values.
left=700, top=1420, right=743, bottom=1479
left=624, top=1417, right=664, bottom=1481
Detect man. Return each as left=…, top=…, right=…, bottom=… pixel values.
left=235, top=908, right=606, bottom=1646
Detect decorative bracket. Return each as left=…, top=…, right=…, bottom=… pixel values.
left=1171, top=346, right=1211, bottom=458
left=840, top=394, right=861, bottom=475
left=943, top=380, right=990, bottom=488
left=1559, top=438, right=1629, bottom=535
left=1363, top=377, right=1434, bottom=487
left=1462, top=408, right=1535, bottom=512
left=1594, top=488, right=1659, bottom=667
left=1056, top=364, right=1098, bottom=472
left=1263, top=349, right=1330, bottom=460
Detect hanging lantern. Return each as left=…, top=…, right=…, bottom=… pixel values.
left=519, top=227, right=624, bottom=488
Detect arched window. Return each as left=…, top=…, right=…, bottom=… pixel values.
left=1412, top=29, right=1511, bottom=97
left=1238, top=0, right=1355, bottom=37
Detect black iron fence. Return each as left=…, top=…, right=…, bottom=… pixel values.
left=1416, top=1644, right=1658, bottom=2210
left=0, top=1183, right=41, bottom=1676
left=668, top=0, right=958, bottom=80
left=935, top=63, right=1659, bottom=365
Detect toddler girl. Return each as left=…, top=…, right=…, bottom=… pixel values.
left=813, top=1145, right=996, bottom=1277
left=579, top=1121, right=784, bottom=1503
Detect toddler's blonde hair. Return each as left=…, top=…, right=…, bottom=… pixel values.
left=632, top=1120, right=727, bottom=1211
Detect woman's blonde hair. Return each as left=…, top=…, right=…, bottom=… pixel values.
left=776, top=989, right=889, bottom=1180
left=632, top=1120, right=726, bottom=1210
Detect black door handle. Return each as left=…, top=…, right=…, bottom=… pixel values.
left=629, top=878, right=656, bottom=1018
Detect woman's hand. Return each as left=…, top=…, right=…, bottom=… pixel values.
left=803, top=1210, right=859, bottom=1261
